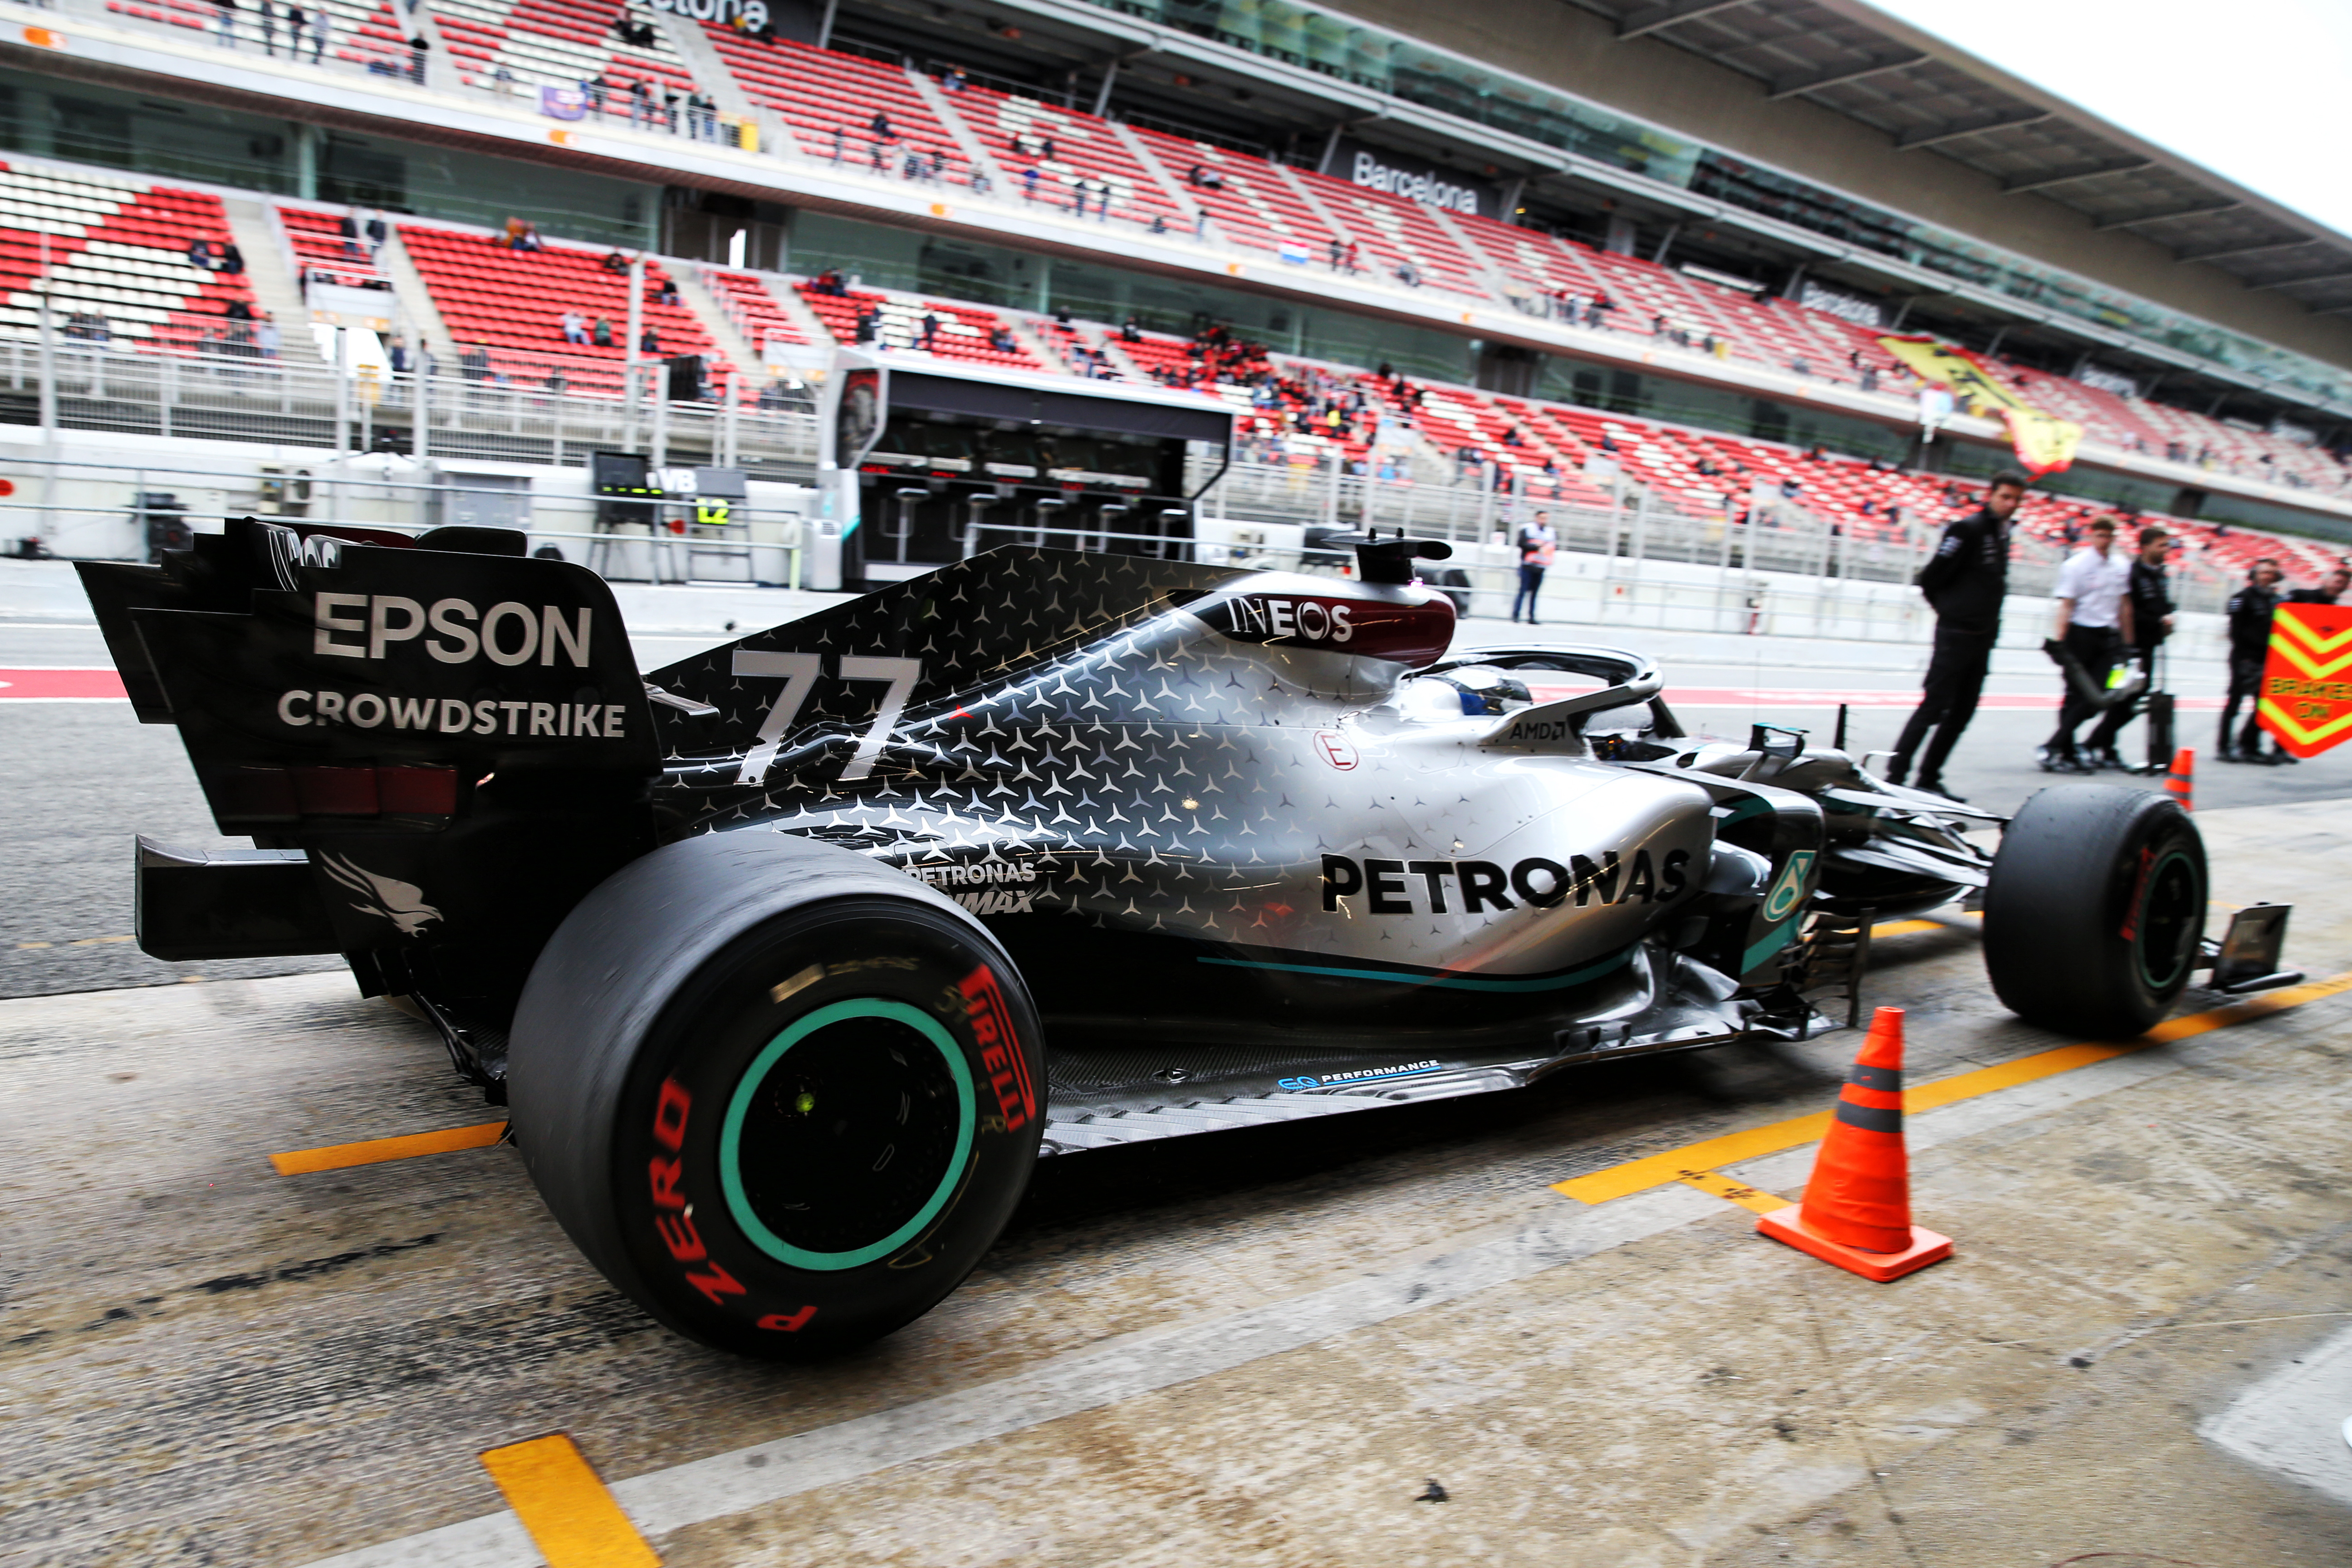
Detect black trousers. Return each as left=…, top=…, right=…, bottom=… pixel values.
left=2219, top=653, right=2269, bottom=753
left=2048, top=624, right=2122, bottom=754
left=1891, top=623, right=1996, bottom=781
left=2084, top=641, right=2158, bottom=753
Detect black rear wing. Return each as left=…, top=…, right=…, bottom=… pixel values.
left=82, top=519, right=661, bottom=1014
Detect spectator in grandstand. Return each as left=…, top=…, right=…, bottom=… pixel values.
left=366, top=211, right=387, bottom=255
left=1120, top=317, right=1142, bottom=344
left=408, top=32, right=429, bottom=84
left=944, top=65, right=968, bottom=93
left=2038, top=517, right=2134, bottom=775
left=1020, top=166, right=1042, bottom=202
left=256, top=318, right=279, bottom=360
left=591, top=317, right=614, bottom=348
left=560, top=310, right=588, bottom=346
left=1186, top=163, right=1223, bottom=192
left=989, top=325, right=1016, bottom=353
left=919, top=312, right=940, bottom=351
left=2082, top=525, right=2176, bottom=770
left=212, top=0, right=237, bottom=47
left=2220, top=559, right=2285, bottom=764
left=585, top=72, right=611, bottom=117
left=302, top=2, right=326, bottom=60
left=1886, top=470, right=2027, bottom=800
left=601, top=250, right=630, bottom=274
left=460, top=342, right=491, bottom=383
left=387, top=335, right=412, bottom=373
left=652, top=273, right=679, bottom=305
left=630, top=80, right=654, bottom=129
left=1512, top=511, right=1557, bottom=625
left=639, top=325, right=660, bottom=354
left=544, top=366, right=568, bottom=398
left=853, top=307, right=878, bottom=345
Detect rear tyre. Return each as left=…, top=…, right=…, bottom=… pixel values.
left=507, top=832, right=1044, bottom=1358
left=1982, top=785, right=2206, bottom=1038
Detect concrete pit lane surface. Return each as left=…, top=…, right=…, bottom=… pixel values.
left=2, top=799, right=2351, bottom=1567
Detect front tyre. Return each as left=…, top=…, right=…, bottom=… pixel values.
left=1982, top=785, right=2206, bottom=1038
left=508, top=833, right=1044, bottom=1358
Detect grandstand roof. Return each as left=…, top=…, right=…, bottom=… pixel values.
left=1555, top=0, right=2352, bottom=322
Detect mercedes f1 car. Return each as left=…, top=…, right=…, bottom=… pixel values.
left=79, top=523, right=2298, bottom=1356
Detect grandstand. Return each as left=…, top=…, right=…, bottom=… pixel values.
left=0, top=162, right=265, bottom=358
left=397, top=222, right=728, bottom=392
left=9, top=0, right=2352, bottom=598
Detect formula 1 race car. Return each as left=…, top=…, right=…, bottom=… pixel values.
left=79, top=523, right=2298, bottom=1357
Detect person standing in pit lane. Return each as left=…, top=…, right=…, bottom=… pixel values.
left=2288, top=566, right=2350, bottom=609
left=1511, top=510, right=1556, bottom=625
left=2219, top=558, right=2284, bottom=764
left=2081, top=524, right=2175, bottom=769
left=2038, top=516, right=2135, bottom=774
left=1885, top=470, right=2027, bottom=801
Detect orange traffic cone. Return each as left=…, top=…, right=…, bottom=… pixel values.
left=1756, top=1007, right=1953, bottom=1282
left=2164, top=747, right=2194, bottom=812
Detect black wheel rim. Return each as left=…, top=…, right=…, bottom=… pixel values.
left=719, top=999, right=974, bottom=1271
left=2133, top=848, right=2201, bottom=994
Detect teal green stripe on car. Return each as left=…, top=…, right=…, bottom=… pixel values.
left=1741, top=921, right=1799, bottom=975
left=1198, top=946, right=1633, bottom=992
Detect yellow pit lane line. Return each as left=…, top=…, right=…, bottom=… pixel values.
left=478, top=1436, right=661, bottom=1568
left=1553, top=970, right=2352, bottom=1206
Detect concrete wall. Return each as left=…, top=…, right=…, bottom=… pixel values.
left=1322, top=0, right=2352, bottom=375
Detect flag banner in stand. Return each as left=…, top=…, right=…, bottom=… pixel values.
left=1878, top=335, right=2084, bottom=477
left=2259, top=602, right=2352, bottom=758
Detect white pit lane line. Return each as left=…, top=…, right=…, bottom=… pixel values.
left=2202, top=1323, right=2352, bottom=1509
left=299, top=1013, right=2308, bottom=1567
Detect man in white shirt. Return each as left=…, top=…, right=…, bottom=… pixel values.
left=2038, top=516, right=2135, bottom=773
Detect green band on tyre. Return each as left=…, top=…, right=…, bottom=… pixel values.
left=719, top=998, right=975, bottom=1271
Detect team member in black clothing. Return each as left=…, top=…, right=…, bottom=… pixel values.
left=2082, top=524, right=2175, bottom=768
left=2219, top=559, right=2283, bottom=763
left=1886, top=470, right=2028, bottom=800
left=2288, top=566, right=2350, bottom=608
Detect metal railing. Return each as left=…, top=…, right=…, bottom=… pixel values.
left=3, top=451, right=811, bottom=584
left=0, top=339, right=821, bottom=477
left=1193, top=455, right=2243, bottom=625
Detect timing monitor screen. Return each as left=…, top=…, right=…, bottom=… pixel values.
left=590, top=450, right=660, bottom=498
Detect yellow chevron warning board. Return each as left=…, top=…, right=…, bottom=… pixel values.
left=2260, top=602, right=2352, bottom=757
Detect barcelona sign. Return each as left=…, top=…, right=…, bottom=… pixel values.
left=2259, top=603, right=2352, bottom=758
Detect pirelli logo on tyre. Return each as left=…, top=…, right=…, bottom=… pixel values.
left=958, top=965, right=1034, bottom=1132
